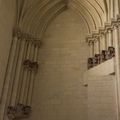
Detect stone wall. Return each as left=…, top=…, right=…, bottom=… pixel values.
left=0, top=2, right=118, bottom=120
left=30, top=9, right=88, bottom=120
left=87, top=75, right=118, bottom=120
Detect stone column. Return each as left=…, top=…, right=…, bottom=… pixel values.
left=107, top=0, right=110, bottom=22
left=114, top=0, right=119, bottom=18
left=107, top=29, right=113, bottom=47
left=23, top=42, right=35, bottom=105
left=113, top=24, right=120, bottom=120
left=6, top=33, right=21, bottom=107
left=1, top=31, right=21, bottom=120
left=16, top=40, right=28, bottom=104
left=94, top=38, right=100, bottom=55
left=100, top=34, right=106, bottom=51
left=19, top=41, right=32, bottom=104
left=27, top=43, right=39, bottom=106
left=0, top=34, right=18, bottom=102
left=10, top=38, right=26, bottom=106
left=92, top=41, right=95, bottom=56
left=88, top=40, right=94, bottom=58
left=110, top=0, right=114, bottom=18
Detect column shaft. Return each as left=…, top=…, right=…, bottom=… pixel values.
left=0, top=36, right=17, bottom=102
left=113, top=26, right=120, bottom=120
left=19, top=41, right=32, bottom=104
left=114, top=0, right=119, bottom=18
left=10, top=39, right=26, bottom=106
left=16, top=40, right=28, bottom=104
left=6, top=36, right=20, bottom=106
left=107, top=30, right=113, bottom=47
left=89, top=43, right=93, bottom=57
left=0, top=36, right=19, bottom=120
left=24, top=43, right=35, bottom=105
left=100, top=34, right=106, bottom=51
left=27, top=45, right=39, bottom=106
left=94, top=40, right=100, bottom=54
left=110, top=0, right=114, bottom=18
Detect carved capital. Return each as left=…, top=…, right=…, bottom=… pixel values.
left=93, top=33, right=100, bottom=39
left=99, top=29, right=106, bottom=35
left=112, top=20, right=119, bottom=29
left=13, top=28, right=21, bottom=38
left=88, top=39, right=94, bottom=46
left=13, top=28, right=27, bottom=40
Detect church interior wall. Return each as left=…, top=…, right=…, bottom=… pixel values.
left=30, top=9, right=88, bottom=120
left=0, top=0, right=120, bottom=120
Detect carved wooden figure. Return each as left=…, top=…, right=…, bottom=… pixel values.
left=108, top=46, right=115, bottom=58
left=95, top=54, right=101, bottom=64
left=101, top=50, right=109, bottom=61
left=88, top=58, right=94, bottom=69
left=23, top=59, right=31, bottom=69
left=7, top=103, right=32, bottom=120
left=22, top=106, right=31, bottom=115
left=7, top=106, right=16, bottom=119
left=30, top=62, right=39, bottom=70
left=23, top=59, right=38, bottom=71
left=88, top=57, right=97, bottom=69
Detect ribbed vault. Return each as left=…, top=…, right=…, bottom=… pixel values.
left=16, top=0, right=108, bottom=39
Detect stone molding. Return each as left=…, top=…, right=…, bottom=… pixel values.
left=12, top=28, right=41, bottom=46
left=86, top=16, right=120, bottom=43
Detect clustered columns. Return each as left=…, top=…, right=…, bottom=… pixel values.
left=87, top=22, right=118, bottom=69
left=108, top=0, right=119, bottom=20
left=107, top=28, right=113, bottom=47
left=6, top=29, right=40, bottom=120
